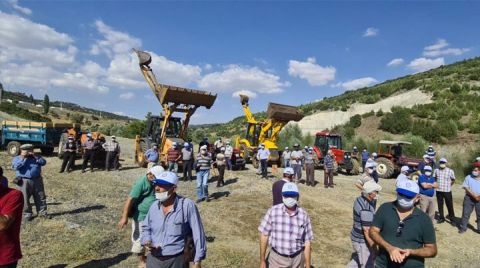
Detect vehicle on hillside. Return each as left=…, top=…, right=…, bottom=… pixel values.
left=312, top=131, right=360, bottom=175
left=375, top=140, right=423, bottom=178
left=1, top=120, right=80, bottom=156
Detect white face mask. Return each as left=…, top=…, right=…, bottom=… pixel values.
left=282, top=197, right=298, bottom=208
left=424, top=171, right=432, bottom=177
left=397, top=195, right=415, bottom=209
left=155, top=191, right=170, bottom=202
left=439, top=164, right=446, bottom=169
left=367, top=168, right=374, bottom=174
left=472, top=171, right=479, bottom=177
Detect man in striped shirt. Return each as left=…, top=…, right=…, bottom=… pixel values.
left=348, top=180, right=382, bottom=268
left=167, top=142, right=182, bottom=174
left=195, top=145, right=212, bottom=203
left=324, top=150, right=335, bottom=188
left=259, top=182, right=313, bottom=268
left=433, top=157, right=456, bottom=225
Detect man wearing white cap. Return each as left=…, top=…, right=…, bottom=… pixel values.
left=144, top=143, right=159, bottom=169
left=417, top=155, right=432, bottom=177
left=195, top=145, right=212, bottom=203
left=459, top=165, right=480, bottom=234
left=259, top=182, right=313, bottom=268
left=272, top=167, right=295, bottom=205
left=370, top=180, right=437, bottom=268
left=348, top=180, right=382, bottom=268
left=418, top=166, right=438, bottom=222
left=355, top=161, right=376, bottom=191
left=304, top=147, right=316, bottom=187
left=103, top=135, right=121, bottom=171
left=59, top=136, right=77, bottom=173
left=118, top=165, right=164, bottom=268
left=433, top=157, right=456, bottom=225
left=82, top=133, right=98, bottom=172
left=167, top=142, right=182, bottom=174
left=257, top=143, right=270, bottom=179
left=290, top=144, right=304, bottom=182
left=282, top=147, right=291, bottom=168
left=224, top=140, right=233, bottom=170
left=142, top=171, right=207, bottom=268
left=395, top=166, right=411, bottom=187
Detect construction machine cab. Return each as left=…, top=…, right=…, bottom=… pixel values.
left=314, top=132, right=342, bottom=157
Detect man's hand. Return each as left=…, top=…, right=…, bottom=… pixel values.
left=259, top=260, right=267, bottom=268
left=399, top=249, right=411, bottom=258
left=388, top=247, right=406, bottom=263
left=475, top=195, right=480, bottom=202
left=192, top=262, right=202, bottom=268
left=117, top=217, right=128, bottom=230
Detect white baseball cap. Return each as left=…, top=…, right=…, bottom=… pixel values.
left=423, top=154, right=429, bottom=159
left=362, top=180, right=382, bottom=194
left=200, top=145, right=207, bottom=150
left=283, top=167, right=294, bottom=175
left=396, top=179, right=420, bottom=198
left=372, top=152, right=378, bottom=157
left=423, top=165, right=433, bottom=172
left=285, top=146, right=289, bottom=150
left=401, top=166, right=410, bottom=173
left=152, top=171, right=179, bottom=186
left=148, top=165, right=165, bottom=178
left=439, top=158, right=447, bottom=163
left=282, top=182, right=299, bottom=196
left=365, top=161, right=376, bottom=169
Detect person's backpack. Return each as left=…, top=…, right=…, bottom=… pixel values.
left=180, top=198, right=195, bottom=263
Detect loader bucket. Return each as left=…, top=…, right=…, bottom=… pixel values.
left=154, top=84, right=217, bottom=109
left=239, top=94, right=250, bottom=105
left=134, top=49, right=152, bottom=66
left=266, top=102, right=304, bottom=122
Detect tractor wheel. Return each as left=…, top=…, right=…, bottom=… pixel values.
left=252, top=157, right=259, bottom=169
left=240, top=144, right=251, bottom=163
left=7, top=141, right=21, bottom=156
left=376, top=157, right=395, bottom=178
left=350, top=158, right=361, bottom=175
left=136, top=140, right=148, bottom=168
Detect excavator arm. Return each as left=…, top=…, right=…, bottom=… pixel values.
left=239, top=94, right=258, bottom=124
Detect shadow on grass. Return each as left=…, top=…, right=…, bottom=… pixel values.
left=223, top=178, right=238, bottom=186
left=210, top=191, right=230, bottom=200
left=50, top=205, right=106, bottom=217
left=71, top=252, right=131, bottom=268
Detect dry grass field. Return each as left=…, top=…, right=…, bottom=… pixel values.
left=1, top=137, right=479, bottom=268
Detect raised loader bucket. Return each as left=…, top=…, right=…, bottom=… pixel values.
left=154, top=84, right=216, bottom=109
left=240, top=94, right=250, bottom=105
left=267, top=102, right=304, bottom=122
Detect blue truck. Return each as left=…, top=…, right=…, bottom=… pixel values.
left=1, top=120, right=81, bottom=156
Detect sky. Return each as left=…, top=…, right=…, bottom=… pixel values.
left=0, top=1, right=479, bottom=124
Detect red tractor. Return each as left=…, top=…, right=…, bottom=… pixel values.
left=313, top=131, right=360, bottom=175
left=375, top=140, right=423, bottom=179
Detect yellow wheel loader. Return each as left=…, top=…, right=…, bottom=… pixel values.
left=235, top=94, right=303, bottom=168
left=133, top=50, right=217, bottom=167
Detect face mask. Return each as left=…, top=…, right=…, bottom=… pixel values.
left=155, top=191, right=170, bottom=202
left=472, top=171, right=479, bottom=177
left=282, top=197, right=298, bottom=208
left=424, top=171, right=432, bottom=177
left=367, top=168, right=374, bottom=174
left=439, top=164, right=446, bottom=169
left=374, top=194, right=379, bottom=200
left=397, top=195, right=415, bottom=209
left=201, top=150, right=207, bottom=155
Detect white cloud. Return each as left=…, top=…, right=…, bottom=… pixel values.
left=7, top=0, right=32, bottom=15
left=363, top=27, right=379, bottom=37
left=423, top=39, right=470, bottom=57
left=407, top=57, right=444, bottom=73
left=119, top=92, right=135, bottom=100
left=90, top=20, right=141, bottom=58
left=338, top=77, right=378, bottom=90
left=50, top=73, right=109, bottom=93
left=288, top=57, right=336, bottom=86
left=387, top=58, right=404, bottom=67
left=232, top=90, right=257, bottom=99
left=113, top=111, right=125, bottom=116
left=199, top=65, right=288, bottom=95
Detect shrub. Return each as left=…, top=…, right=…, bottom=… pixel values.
left=70, top=113, right=84, bottom=124
left=121, top=120, right=146, bottom=138
left=402, top=80, right=417, bottom=90
left=0, top=102, right=51, bottom=122
left=411, top=120, right=442, bottom=143
left=402, top=134, right=428, bottom=157
left=349, top=114, right=362, bottom=128
left=376, top=109, right=384, bottom=117
left=437, top=120, right=458, bottom=139
left=362, top=110, right=375, bottom=118
left=277, top=124, right=312, bottom=149
left=449, top=83, right=462, bottom=94
left=379, top=108, right=412, bottom=134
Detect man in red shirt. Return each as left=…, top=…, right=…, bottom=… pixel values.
left=0, top=179, right=24, bottom=268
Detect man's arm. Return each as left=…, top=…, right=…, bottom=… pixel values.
left=464, top=187, right=479, bottom=200
left=402, top=244, right=437, bottom=258
left=304, top=240, right=312, bottom=268
left=362, top=227, right=375, bottom=247
left=36, top=155, right=47, bottom=166
left=117, top=197, right=134, bottom=229
left=188, top=201, right=207, bottom=264
left=259, top=234, right=269, bottom=268
left=0, top=214, right=15, bottom=231
left=0, top=191, right=23, bottom=231
left=12, top=156, right=25, bottom=170
left=370, top=226, right=405, bottom=263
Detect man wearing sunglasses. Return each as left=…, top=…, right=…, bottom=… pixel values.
left=259, top=182, right=313, bottom=268
left=370, top=180, right=437, bottom=267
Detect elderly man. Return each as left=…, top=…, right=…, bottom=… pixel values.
left=59, top=136, right=77, bottom=173
left=361, top=148, right=369, bottom=171
left=257, top=143, right=270, bottom=179
left=0, top=171, right=24, bottom=268
left=458, top=166, right=480, bottom=234
left=224, top=140, right=233, bottom=170
left=82, top=133, right=98, bottom=172
left=182, top=143, right=194, bottom=181
left=418, top=166, right=438, bottom=222
left=103, top=136, right=121, bottom=171
left=12, top=144, right=50, bottom=221
left=290, top=144, right=304, bottom=182
left=167, top=142, right=182, bottom=174
left=259, top=183, right=313, bottom=268
left=417, top=155, right=432, bottom=176
left=145, top=143, right=160, bottom=169
left=272, top=167, right=295, bottom=205
left=395, top=166, right=411, bottom=187
left=195, top=145, right=212, bottom=203
left=433, top=157, right=456, bottom=225
left=304, top=147, right=315, bottom=187
left=142, top=171, right=207, bottom=268
left=324, top=150, right=335, bottom=188
left=215, top=147, right=227, bottom=187
left=355, top=161, right=376, bottom=191
left=370, top=180, right=437, bottom=268
left=348, top=180, right=382, bottom=268
left=282, top=147, right=291, bottom=168
left=118, top=166, right=164, bottom=268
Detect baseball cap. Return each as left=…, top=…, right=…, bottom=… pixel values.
left=282, top=182, right=299, bottom=197
left=283, top=167, right=294, bottom=175
left=396, top=179, right=420, bottom=198
left=20, top=144, right=33, bottom=150
left=86, top=133, right=92, bottom=137
left=172, top=142, right=177, bottom=146
left=423, top=165, right=432, bottom=172
left=200, top=145, right=207, bottom=150
left=423, top=154, right=429, bottom=159
left=365, top=161, right=376, bottom=169
left=362, top=180, right=382, bottom=194
left=476, top=157, right=480, bottom=162
left=439, top=158, right=447, bottom=163
left=372, top=152, right=378, bottom=157
left=294, top=143, right=299, bottom=147
left=401, top=166, right=410, bottom=173
left=152, top=171, right=179, bottom=186
left=68, top=136, right=74, bottom=140
left=148, top=165, right=165, bottom=178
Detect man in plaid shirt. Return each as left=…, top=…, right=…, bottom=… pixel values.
left=258, top=183, right=313, bottom=268
left=433, top=157, right=457, bottom=225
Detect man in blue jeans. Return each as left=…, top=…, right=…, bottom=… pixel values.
left=195, top=145, right=212, bottom=203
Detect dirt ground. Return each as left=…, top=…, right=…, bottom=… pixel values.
left=1, top=137, right=479, bottom=268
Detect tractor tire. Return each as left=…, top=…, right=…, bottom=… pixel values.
left=240, top=144, right=251, bottom=163
left=376, top=157, right=395, bottom=179
left=136, top=140, right=148, bottom=168
left=40, top=147, right=54, bottom=156
left=350, top=158, right=361, bottom=175
left=252, top=157, right=259, bottom=169
left=7, top=141, right=21, bottom=156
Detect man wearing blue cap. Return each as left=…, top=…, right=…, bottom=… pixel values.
left=142, top=171, right=207, bottom=268
left=370, top=179, right=437, bottom=268
left=259, top=182, right=313, bottom=268
left=418, top=165, right=438, bottom=222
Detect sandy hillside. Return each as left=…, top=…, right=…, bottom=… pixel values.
left=294, top=89, right=432, bottom=135
left=0, top=137, right=478, bottom=268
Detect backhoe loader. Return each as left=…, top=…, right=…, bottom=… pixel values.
left=133, top=50, right=217, bottom=167
left=235, top=95, right=303, bottom=168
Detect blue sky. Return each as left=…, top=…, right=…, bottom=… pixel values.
left=0, top=1, right=479, bottom=124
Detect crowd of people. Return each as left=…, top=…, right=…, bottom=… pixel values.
left=1, top=139, right=480, bottom=268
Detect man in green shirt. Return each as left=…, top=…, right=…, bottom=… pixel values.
left=118, top=165, right=164, bottom=268
left=370, top=179, right=437, bottom=268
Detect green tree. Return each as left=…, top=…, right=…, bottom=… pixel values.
left=122, top=120, right=146, bottom=138
left=70, top=113, right=84, bottom=124
left=349, top=114, right=362, bottom=128
left=29, top=94, right=35, bottom=105
left=379, top=108, right=412, bottom=134
left=43, top=94, right=50, bottom=114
